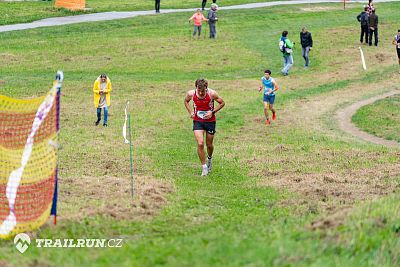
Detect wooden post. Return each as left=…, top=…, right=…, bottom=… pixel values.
left=55, top=0, right=85, bottom=10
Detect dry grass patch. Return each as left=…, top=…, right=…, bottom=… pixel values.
left=59, top=174, right=173, bottom=221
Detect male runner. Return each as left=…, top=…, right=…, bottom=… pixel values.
left=258, top=69, right=279, bottom=125
left=184, top=78, right=225, bottom=176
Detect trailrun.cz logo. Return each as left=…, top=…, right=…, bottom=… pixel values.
left=14, top=233, right=123, bottom=253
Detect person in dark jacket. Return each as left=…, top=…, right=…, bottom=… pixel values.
left=300, top=27, right=313, bottom=67
left=357, top=6, right=369, bottom=44
left=368, top=9, right=378, bottom=46
left=207, top=4, right=218, bottom=39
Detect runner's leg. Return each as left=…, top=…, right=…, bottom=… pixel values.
left=205, top=132, right=214, bottom=158
left=194, top=130, right=206, bottom=165
left=263, top=101, right=269, bottom=119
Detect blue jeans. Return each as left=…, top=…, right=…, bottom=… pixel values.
left=282, top=54, right=293, bottom=75
left=97, top=106, right=108, bottom=125
left=301, top=46, right=311, bottom=67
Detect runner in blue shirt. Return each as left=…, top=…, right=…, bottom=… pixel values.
left=258, top=69, right=279, bottom=125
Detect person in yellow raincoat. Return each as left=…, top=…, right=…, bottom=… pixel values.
left=93, top=74, right=112, bottom=126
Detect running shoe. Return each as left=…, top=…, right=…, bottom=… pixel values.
left=272, top=112, right=276, bottom=121
left=265, top=118, right=271, bottom=125
left=201, top=165, right=209, bottom=176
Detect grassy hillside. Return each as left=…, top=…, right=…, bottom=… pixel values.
left=0, top=2, right=399, bottom=266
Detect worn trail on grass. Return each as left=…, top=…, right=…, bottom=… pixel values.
left=0, top=0, right=396, bottom=32
left=337, top=90, right=400, bottom=148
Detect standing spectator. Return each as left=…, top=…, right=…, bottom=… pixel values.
left=392, top=29, right=400, bottom=65
left=93, top=74, right=112, bottom=127
left=207, top=4, right=218, bottom=39
left=155, top=0, right=160, bottom=13
left=189, top=9, right=208, bottom=39
left=357, top=6, right=369, bottom=44
left=300, top=27, right=313, bottom=67
left=368, top=9, right=378, bottom=46
left=279, top=31, right=294, bottom=76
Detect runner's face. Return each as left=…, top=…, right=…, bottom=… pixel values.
left=264, top=73, right=270, bottom=79
left=196, top=87, right=206, bottom=98
left=101, top=77, right=106, bottom=82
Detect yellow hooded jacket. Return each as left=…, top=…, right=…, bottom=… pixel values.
left=93, top=76, right=112, bottom=108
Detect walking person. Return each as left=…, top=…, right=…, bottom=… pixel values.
left=357, top=6, right=369, bottom=44
left=155, top=0, right=160, bottom=13
left=279, top=31, right=294, bottom=76
left=189, top=9, right=208, bottom=39
left=392, top=29, right=400, bottom=65
left=258, top=70, right=279, bottom=126
left=300, top=27, right=313, bottom=67
left=207, top=3, right=218, bottom=39
left=93, top=74, right=112, bottom=127
left=184, top=78, right=225, bottom=176
left=368, top=9, right=378, bottom=46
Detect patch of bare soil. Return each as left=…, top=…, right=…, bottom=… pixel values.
left=58, top=175, right=173, bottom=221
left=300, top=6, right=340, bottom=12
left=0, top=53, right=19, bottom=63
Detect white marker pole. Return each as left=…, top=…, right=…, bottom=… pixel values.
left=359, top=47, right=367, bottom=70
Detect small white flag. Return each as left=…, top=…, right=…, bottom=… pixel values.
left=123, top=101, right=130, bottom=144
left=359, top=47, right=367, bottom=70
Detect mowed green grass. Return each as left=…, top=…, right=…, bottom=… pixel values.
left=352, top=95, right=400, bottom=142
left=0, top=2, right=399, bottom=266
left=0, top=0, right=286, bottom=25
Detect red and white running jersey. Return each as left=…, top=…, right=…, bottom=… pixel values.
left=192, top=89, right=215, bottom=122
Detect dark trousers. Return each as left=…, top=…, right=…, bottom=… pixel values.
left=369, top=27, right=378, bottom=46
left=209, top=23, right=216, bottom=38
left=360, top=25, right=368, bottom=43
left=155, top=0, right=160, bottom=12
left=202, top=0, right=206, bottom=10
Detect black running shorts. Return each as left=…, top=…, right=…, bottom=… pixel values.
left=193, top=121, right=216, bottom=135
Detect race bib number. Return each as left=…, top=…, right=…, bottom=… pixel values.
left=197, top=110, right=209, bottom=119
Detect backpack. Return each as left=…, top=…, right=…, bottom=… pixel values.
left=279, top=39, right=286, bottom=53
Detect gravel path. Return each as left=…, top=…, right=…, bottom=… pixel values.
left=0, top=0, right=396, bottom=33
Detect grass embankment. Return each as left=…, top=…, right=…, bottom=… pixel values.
left=0, top=2, right=399, bottom=266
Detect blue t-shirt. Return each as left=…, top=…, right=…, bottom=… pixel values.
left=261, top=76, right=275, bottom=96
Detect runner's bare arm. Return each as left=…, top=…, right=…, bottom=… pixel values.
left=258, top=81, right=263, bottom=92
left=272, top=80, right=279, bottom=92
left=184, top=90, right=195, bottom=118
left=211, top=91, right=225, bottom=114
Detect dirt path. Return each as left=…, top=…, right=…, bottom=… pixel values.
left=337, top=90, right=400, bottom=148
